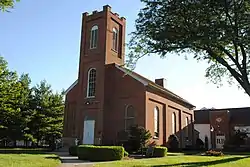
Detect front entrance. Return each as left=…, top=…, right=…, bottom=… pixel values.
left=215, top=135, right=225, bottom=149
left=83, top=120, right=95, bottom=145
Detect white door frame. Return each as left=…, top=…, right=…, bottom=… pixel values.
left=83, top=120, right=95, bottom=145
left=215, top=135, right=225, bottom=149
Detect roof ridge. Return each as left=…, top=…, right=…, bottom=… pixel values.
left=115, top=64, right=195, bottom=108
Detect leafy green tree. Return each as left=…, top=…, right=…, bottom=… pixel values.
left=129, top=0, right=250, bottom=96
left=0, top=57, right=25, bottom=145
left=28, top=80, right=64, bottom=148
left=167, top=134, right=180, bottom=152
left=128, top=125, right=152, bottom=153
left=0, top=0, right=19, bottom=11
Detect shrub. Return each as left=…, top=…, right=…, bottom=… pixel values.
left=78, top=145, right=124, bottom=161
left=152, top=146, right=168, bottom=157
left=124, top=150, right=129, bottom=157
left=167, top=134, right=180, bottom=152
left=127, top=125, right=152, bottom=153
left=204, top=150, right=224, bottom=156
left=69, top=146, right=78, bottom=156
left=204, top=136, right=209, bottom=150
left=196, top=138, right=204, bottom=150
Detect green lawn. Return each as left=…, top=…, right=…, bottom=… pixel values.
left=0, top=154, right=60, bottom=167
left=94, top=153, right=250, bottom=167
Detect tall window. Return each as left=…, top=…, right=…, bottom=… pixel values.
left=172, top=113, right=176, bottom=134
left=90, top=25, right=98, bottom=49
left=87, top=68, right=96, bottom=97
left=154, top=107, right=160, bottom=138
left=185, top=117, right=189, bottom=138
left=125, top=105, right=135, bottom=131
left=112, top=28, right=118, bottom=51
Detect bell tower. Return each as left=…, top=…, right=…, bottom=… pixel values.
left=76, top=5, right=126, bottom=144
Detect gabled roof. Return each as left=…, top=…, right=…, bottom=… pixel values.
left=115, top=64, right=195, bottom=109
left=64, top=63, right=195, bottom=109
left=64, top=80, right=78, bottom=95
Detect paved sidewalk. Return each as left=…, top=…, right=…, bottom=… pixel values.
left=51, top=152, right=94, bottom=167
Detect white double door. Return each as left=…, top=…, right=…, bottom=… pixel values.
left=83, top=120, right=95, bottom=145
left=215, top=135, right=225, bottom=149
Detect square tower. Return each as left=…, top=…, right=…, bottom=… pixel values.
left=75, top=5, right=126, bottom=145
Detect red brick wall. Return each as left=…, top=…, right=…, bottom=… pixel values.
left=145, top=90, right=194, bottom=147
left=103, top=64, right=145, bottom=144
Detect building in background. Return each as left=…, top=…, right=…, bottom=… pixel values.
left=62, top=5, right=195, bottom=148
left=194, top=107, right=250, bottom=149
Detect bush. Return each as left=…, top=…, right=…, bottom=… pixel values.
left=167, top=134, right=180, bottom=152
left=152, top=146, right=168, bottom=157
left=78, top=145, right=124, bottom=161
left=196, top=138, right=204, bottom=150
left=127, top=125, right=152, bottom=153
left=204, top=136, right=209, bottom=150
left=69, top=146, right=78, bottom=156
left=124, top=150, right=129, bottom=157
left=204, top=150, right=224, bottom=156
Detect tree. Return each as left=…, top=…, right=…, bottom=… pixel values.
left=0, top=57, right=33, bottom=146
left=167, top=134, right=180, bottom=152
left=128, top=0, right=250, bottom=96
left=0, top=57, right=23, bottom=145
left=28, top=80, right=64, bottom=148
left=127, top=125, right=152, bottom=153
left=0, top=0, right=19, bottom=11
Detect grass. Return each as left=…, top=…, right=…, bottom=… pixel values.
left=94, top=153, right=250, bottom=167
left=0, top=154, right=60, bottom=167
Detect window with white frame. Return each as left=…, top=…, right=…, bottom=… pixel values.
left=112, top=28, right=118, bottom=51
left=154, top=107, right=160, bottom=138
left=87, top=68, right=96, bottom=97
left=125, top=105, right=135, bottom=131
left=172, top=112, right=176, bottom=134
left=90, top=25, right=98, bottom=49
left=185, top=117, right=189, bottom=138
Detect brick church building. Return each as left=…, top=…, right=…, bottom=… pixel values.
left=62, top=5, right=196, bottom=148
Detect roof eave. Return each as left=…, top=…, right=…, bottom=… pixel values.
left=148, top=83, right=196, bottom=109
left=64, top=80, right=78, bottom=95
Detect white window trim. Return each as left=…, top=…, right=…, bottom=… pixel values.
left=172, top=113, right=176, bottom=134
left=153, top=107, right=159, bottom=138
left=90, top=25, right=98, bottom=49
left=86, top=68, right=96, bottom=98
left=112, top=27, right=118, bottom=51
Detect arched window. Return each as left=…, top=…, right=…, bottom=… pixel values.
left=90, top=25, right=98, bottom=49
left=125, top=105, right=135, bottom=131
left=172, top=113, right=176, bottom=134
left=154, top=107, right=160, bottom=138
left=112, top=28, right=118, bottom=51
left=185, top=117, right=189, bottom=138
left=87, top=68, right=96, bottom=97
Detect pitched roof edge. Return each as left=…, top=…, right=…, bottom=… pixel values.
left=195, top=107, right=250, bottom=112
left=115, top=64, right=148, bottom=86
left=115, top=64, right=195, bottom=109
left=64, top=80, right=78, bottom=95
left=148, top=83, right=196, bottom=109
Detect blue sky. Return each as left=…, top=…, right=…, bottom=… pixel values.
left=0, top=0, right=249, bottom=109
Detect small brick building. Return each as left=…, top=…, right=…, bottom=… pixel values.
left=194, top=107, right=250, bottom=149
left=63, top=5, right=195, bottom=148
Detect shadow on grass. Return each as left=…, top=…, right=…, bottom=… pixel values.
left=0, top=149, right=52, bottom=155
left=45, top=156, right=60, bottom=160
left=151, top=156, right=250, bottom=167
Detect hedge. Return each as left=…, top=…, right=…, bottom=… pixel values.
left=152, top=146, right=168, bottom=157
left=69, top=146, right=78, bottom=156
left=78, top=145, right=124, bottom=161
